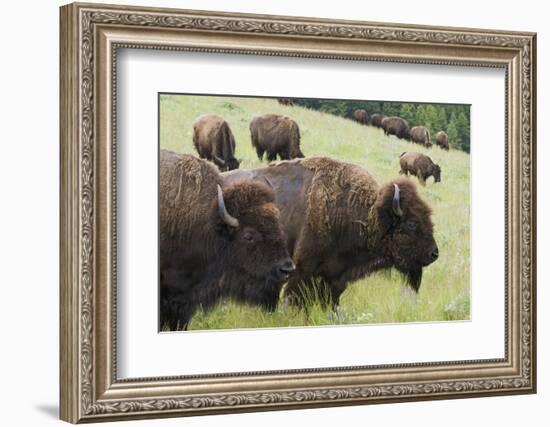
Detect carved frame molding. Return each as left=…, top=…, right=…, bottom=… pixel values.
left=60, top=2, right=536, bottom=423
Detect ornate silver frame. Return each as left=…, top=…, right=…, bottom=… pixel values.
left=60, top=2, right=536, bottom=423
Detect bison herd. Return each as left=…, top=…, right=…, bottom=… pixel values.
left=361, top=110, right=452, bottom=151
left=192, top=113, right=304, bottom=171
left=160, top=102, right=458, bottom=329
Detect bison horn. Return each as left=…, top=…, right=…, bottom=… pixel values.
left=217, top=185, right=239, bottom=228
left=392, top=183, right=403, bottom=217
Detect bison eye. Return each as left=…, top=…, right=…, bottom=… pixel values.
left=405, top=221, right=418, bottom=231
left=242, top=228, right=259, bottom=244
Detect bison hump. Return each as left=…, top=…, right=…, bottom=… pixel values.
left=300, top=157, right=378, bottom=238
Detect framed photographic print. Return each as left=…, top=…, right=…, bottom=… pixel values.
left=60, top=2, right=537, bottom=423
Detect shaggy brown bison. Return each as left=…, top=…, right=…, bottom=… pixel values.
left=381, top=116, right=410, bottom=139
left=399, top=152, right=441, bottom=184
left=409, top=126, right=432, bottom=148
left=223, top=157, right=439, bottom=308
left=250, top=114, right=304, bottom=162
left=277, top=98, right=294, bottom=106
left=353, top=109, right=369, bottom=125
left=370, top=113, right=385, bottom=128
left=435, top=131, right=450, bottom=150
left=193, top=114, right=240, bottom=171
left=160, top=150, right=295, bottom=329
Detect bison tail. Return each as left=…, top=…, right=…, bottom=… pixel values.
left=289, top=122, right=303, bottom=158
left=249, top=122, right=259, bottom=149
left=220, top=121, right=236, bottom=161
left=192, top=128, right=199, bottom=152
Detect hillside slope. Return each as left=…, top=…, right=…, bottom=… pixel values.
left=160, top=95, right=471, bottom=330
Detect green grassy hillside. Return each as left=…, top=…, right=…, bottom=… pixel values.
left=160, top=94, right=471, bottom=330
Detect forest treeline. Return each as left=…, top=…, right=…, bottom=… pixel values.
left=291, top=99, right=471, bottom=153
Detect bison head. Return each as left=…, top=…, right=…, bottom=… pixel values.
left=374, top=178, right=438, bottom=292
left=291, top=147, right=305, bottom=159
left=226, top=158, right=241, bottom=171
left=216, top=182, right=295, bottom=309
left=432, top=164, right=441, bottom=182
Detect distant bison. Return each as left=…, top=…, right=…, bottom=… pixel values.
left=160, top=150, right=295, bottom=330
left=353, top=109, right=369, bottom=125
left=250, top=114, right=304, bottom=162
left=277, top=98, right=294, bottom=106
left=370, top=113, right=385, bottom=128
left=193, top=114, right=240, bottom=171
left=399, top=152, right=441, bottom=184
left=381, top=116, right=410, bottom=139
left=409, top=126, right=432, bottom=148
left=224, top=157, right=439, bottom=308
left=435, top=131, right=450, bottom=150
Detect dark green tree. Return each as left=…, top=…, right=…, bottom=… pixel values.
left=289, top=97, right=470, bottom=153
left=446, top=120, right=460, bottom=149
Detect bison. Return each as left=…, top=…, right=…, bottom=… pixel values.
left=223, top=157, right=439, bottom=308
left=399, top=152, right=441, bottom=184
left=277, top=98, right=294, bottom=106
left=353, top=109, right=369, bottom=125
left=435, top=131, right=450, bottom=150
left=381, top=116, right=410, bottom=139
left=370, top=113, right=385, bottom=129
left=409, top=126, right=432, bottom=148
left=193, top=114, right=240, bottom=171
left=250, top=114, right=304, bottom=162
left=160, top=150, right=295, bottom=330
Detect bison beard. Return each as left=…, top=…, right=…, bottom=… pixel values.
left=397, top=265, right=423, bottom=293
left=223, top=157, right=438, bottom=309
left=159, top=150, right=293, bottom=330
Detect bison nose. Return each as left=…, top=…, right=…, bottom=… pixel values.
left=431, top=247, right=439, bottom=261
left=278, top=259, right=296, bottom=274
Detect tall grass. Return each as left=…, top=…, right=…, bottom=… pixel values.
left=159, top=94, right=471, bottom=331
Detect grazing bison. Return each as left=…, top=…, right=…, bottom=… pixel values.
left=409, top=126, right=432, bottom=148
left=435, top=131, right=450, bottom=150
left=223, top=157, right=439, bottom=308
left=370, top=113, right=385, bottom=128
left=399, top=152, right=441, bottom=184
left=277, top=98, right=294, bottom=106
left=353, top=109, right=369, bottom=125
left=381, top=116, right=410, bottom=139
left=193, top=114, right=240, bottom=171
left=160, top=150, right=295, bottom=330
left=250, top=114, right=304, bottom=162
